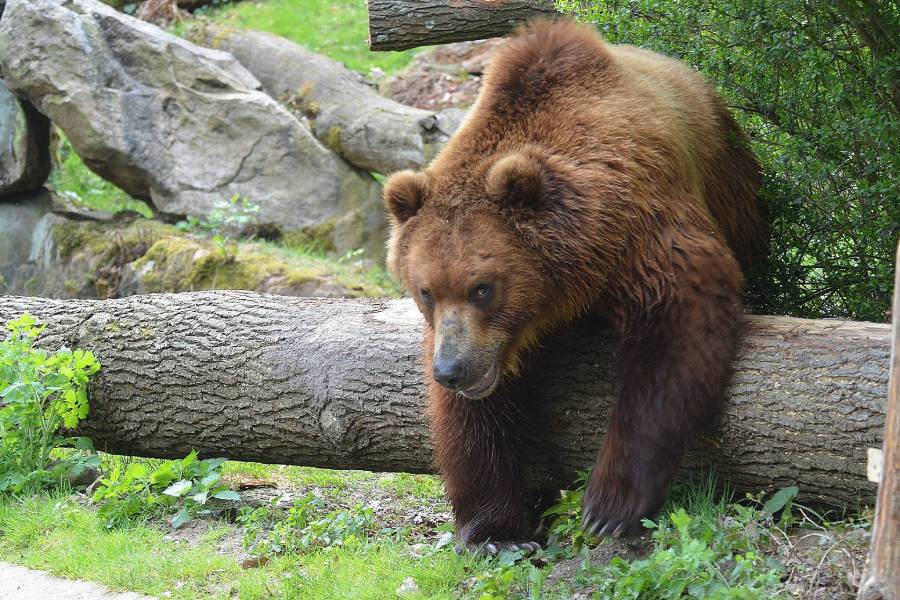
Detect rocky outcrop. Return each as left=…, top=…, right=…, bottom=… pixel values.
left=196, top=26, right=465, bottom=174
left=0, top=0, right=387, bottom=259
left=0, top=80, right=51, bottom=194
left=0, top=194, right=396, bottom=299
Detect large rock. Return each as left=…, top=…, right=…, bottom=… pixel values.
left=0, top=0, right=386, bottom=259
left=0, top=189, right=53, bottom=294
left=0, top=80, right=50, bottom=194
left=197, top=26, right=465, bottom=174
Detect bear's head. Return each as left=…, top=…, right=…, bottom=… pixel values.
left=384, top=148, right=579, bottom=399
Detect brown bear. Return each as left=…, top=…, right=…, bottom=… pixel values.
left=383, top=19, right=766, bottom=552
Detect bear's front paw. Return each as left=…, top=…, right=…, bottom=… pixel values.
left=581, top=473, right=661, bottom=539
left=455, top=539, right=542, bottom=555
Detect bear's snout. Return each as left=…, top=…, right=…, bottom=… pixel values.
left=432, top=353, right=466, bottom=389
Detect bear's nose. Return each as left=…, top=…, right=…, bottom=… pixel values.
left=433, top=355, right=466, bottom=389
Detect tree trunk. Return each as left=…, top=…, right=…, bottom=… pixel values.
left=195, top=26, right=464, bottom=174
left=858, top=241, right=900, bottom=600
left=0, top=293, right=888, bottom=507
left=367, top=0, right=559, bottom=51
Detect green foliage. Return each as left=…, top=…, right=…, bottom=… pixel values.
left=468, top=551, right=549, bottom=600
left=176, top=194, right=261, bottom=240
left=91, top=451, right=239, bottom=529
left=238, top=493, right=377, bottom=557
left=176, top=194, right=261, bottom=262
left=0, top=314, right=100, bottom=493
left=197, top=0, right=421, bottom=75
left=590, top=508, right=783, bottom=599
left=561, top=487, right=805, bottom=599
left=558, top=0, right=900, bottom=321
left=49, top=134, right=153, bottom=218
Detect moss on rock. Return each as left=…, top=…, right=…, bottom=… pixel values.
left=281, top=221, right=337, bottom=255
left=41, top=216, right=398, bottom=299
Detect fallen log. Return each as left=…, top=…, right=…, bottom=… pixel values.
left=0, top=293, right=888, bottom=507
left=196, top=26, right=465, bottom=174
left=367, top=0, right=559, bottom=51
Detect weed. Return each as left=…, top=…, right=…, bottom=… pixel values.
left=239, top=493, right=376, bottom=557
left=587, top=507, right=784, bottom=599
left=91, top=450, right=240, bottom=529
left=0, top=314, right=100, bottom=493
left=176, top=194, right=261, bottom=241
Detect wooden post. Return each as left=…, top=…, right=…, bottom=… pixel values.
left=858, top=240, right=900, bottom=600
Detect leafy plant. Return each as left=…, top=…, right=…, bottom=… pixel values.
left=568, top=489, right=803, bottom=599
left=0, top=314, right=101, bottom=493
left=541, top=470, right=598, bottom=559
left=176, top=194, right=260, bottom=241
left=558, top=0, right=900, bottom=321
left=467, top=549, right=549, bottom=600
left=238, top=493, right=377, bottom=557
left=590, top=508, right=783, bottom=599
left=91, top=451, right=239, bottom=528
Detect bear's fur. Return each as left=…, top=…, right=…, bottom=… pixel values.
left=384, top=19, right=766, bottom=551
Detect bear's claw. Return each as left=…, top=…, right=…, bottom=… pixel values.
left=457, top=540, right=542, bottom=555
left=581, top=479, right=657, bottom=540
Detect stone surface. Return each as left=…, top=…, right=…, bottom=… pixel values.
left=0, top=188, right=53, bottom=293
left=0, top=561, right=153, bottom=600
left=0, top=0, right=386, bottom=259
left=0, top=79, right=51, bottom=194
left=196, top=25, right=464, bottom=174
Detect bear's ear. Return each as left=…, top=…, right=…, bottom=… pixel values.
left=384, top=170, right=429, bottom=224
left=485, top=152, right=549, bottom=210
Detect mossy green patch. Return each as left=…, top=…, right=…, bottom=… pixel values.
left=131, top=236, right=323, bottom=294
left=51, top=220, right=110, bottom=260
left=47, top=216, right=397, bottom=298
left=280, top=221, right=337, bottom=255
left=323, top=125, right=343, bottom=155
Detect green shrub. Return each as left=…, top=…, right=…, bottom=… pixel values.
left=91, top=451, right=240, bottom=528
left=558, top=0, right=900, bottom=321
left=0, top=314, right=100, bottom=494
left=591, top=506, right=785, bottom=599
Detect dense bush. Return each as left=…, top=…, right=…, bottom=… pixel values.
left=558, top=0, right=899, bottom=321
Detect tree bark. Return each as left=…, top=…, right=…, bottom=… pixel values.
left=858, top=241, right=900, bottom=600
left=0, top=293, right=888, bottom=507
left=195, top=26, right=464, bottom=174
left=367, top=0, right=559, bottom=51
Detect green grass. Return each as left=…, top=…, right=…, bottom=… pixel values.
left=49, top=137, right=154, bottom=218
left=376, top=473, right=445, bottom=501
left=198, top=0, right=422, bottom=74
left=222, top=460, right=378, bottom=490
left=0, top=491, right=484, bottom=599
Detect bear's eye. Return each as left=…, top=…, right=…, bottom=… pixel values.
left=471, top=283, right=494, bottom=305
left=420, top=289, right=434, bottom=309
